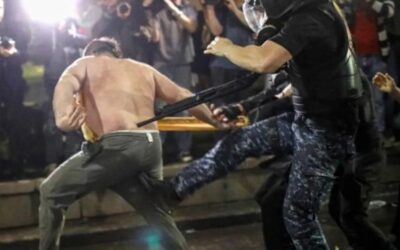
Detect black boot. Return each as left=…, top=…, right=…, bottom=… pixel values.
left=139, top=173, right=182, bottom=213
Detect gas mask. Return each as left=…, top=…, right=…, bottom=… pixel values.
left=243, top=0, right=283, bottom=44
left=243, top=0, right=268, bottom=34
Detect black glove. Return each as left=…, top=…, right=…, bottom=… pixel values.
left=219, top=104, right=243, bottom=121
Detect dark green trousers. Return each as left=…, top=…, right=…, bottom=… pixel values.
left=39, top=131, right=186, bottom=250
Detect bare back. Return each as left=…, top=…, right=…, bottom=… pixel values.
left=53, top=53, right=213, bottom=137
left=78, top=55, right=186, bottom=136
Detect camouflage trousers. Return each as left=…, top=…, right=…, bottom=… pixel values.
left=171, top=112, right=355, bottom=250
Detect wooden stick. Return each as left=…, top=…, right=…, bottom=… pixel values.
left=81, top=116, right=249, bottom=142
left=157, top=116, right=249, bottom=131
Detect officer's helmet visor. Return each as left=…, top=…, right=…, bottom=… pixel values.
left=243, top=0, right=268, bottom=33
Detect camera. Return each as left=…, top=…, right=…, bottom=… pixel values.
left=116, top=1, right=132, bottom=17
left=0, top=36, right=15, bottom=50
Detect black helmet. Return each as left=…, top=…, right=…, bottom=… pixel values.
left=260, top=0, right=328, bottom=19
left=256, top=19, right=283, bottom=44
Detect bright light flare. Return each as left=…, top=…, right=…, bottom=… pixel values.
left=22, top=0, right=79, bottom=24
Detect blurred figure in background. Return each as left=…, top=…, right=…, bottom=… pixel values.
left=373, top=72, right=400, bottom=249
left=0, top=0, right=29, bottom=110
left=188, top=0, right=213, bottom=92
left=0, top=0, right=32, bottom=178
left=92, top=0, right=153, bottom=62
left=385, top=1, right=400, bottom=139
left=385, top=0, right=400, bottom=83
left=203, top=0, right=253, bottom=106
left=337, top=0, right=395, bottom=145
left=150, top=0, right=197, bottom=163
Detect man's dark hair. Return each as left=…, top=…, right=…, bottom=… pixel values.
left=83, top=37, right=123, bottom=58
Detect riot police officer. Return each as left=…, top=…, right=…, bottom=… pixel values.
left=172, top=0, right=363, bottom=248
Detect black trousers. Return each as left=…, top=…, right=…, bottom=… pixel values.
left=255, top=159, right=295, bottom=250
left=329, top=151, right=396, bottom=250
left=39, top=132, right=186, bottom=250
left=393, top=188, right=400, bottom=248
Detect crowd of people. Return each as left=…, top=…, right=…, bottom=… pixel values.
left=0, top=0, right=400, bottom=249
left=0, top=0, right=259, bottom=178
left=0, top=0, right=398, bottom=177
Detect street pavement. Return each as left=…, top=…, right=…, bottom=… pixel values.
left=63, top=202, right=397, bottom=250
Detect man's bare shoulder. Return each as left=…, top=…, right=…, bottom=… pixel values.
left=122, top=58, right=157, bottom=72
left=60, top=57, right=93, bottom=79
left=73, top=55, right=119, bottom=66
left=73, top=56, right=95, bottom=65
left=64, top=56, right=95, bottom=73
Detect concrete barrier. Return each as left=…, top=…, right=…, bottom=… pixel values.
left=0, top=157, right=270, bottom=229
left=0, top=179, right=80, bottom=229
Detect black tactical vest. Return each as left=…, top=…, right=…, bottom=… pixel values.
left=290, top=4, right=363, bottom=115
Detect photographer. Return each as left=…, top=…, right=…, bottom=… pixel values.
left=0, top=0, right=32, bottom=178
left=0, top=0, right=29, bottom=110
left=0, top=34, right=21, bottom=121
left=205, top=0, right=247, bottom=26
left=92, top=0, right=153, bottom=62
left=0, top=36, right=17, bottom=57
left=116, top=0, right=132, bottom=19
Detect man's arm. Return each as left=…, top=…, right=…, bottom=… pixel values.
left=224, top=0, right=248, bottom=27
left=203, top=5, right=224, bottom=36
left=373, top=72, right=400, bottom=102
left=152, top=68, right=220, bottom=127
left=205, top=37, right=292, bottom=73
left=53, top=59, right=87, bottom=132
left=164, top=0, right=198, bottom=33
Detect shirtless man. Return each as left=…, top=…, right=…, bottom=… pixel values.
left=39, top=37, right=219, bottom=250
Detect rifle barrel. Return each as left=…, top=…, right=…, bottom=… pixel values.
left=137, top=72, right=259, bottom=127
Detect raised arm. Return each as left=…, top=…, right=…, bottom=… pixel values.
left=224, top=0, right=248, bottom=27
left=203, top=4, right=224, bottom=36
left=53, top=59, right=87, bottom=132
left=373, top=72, right=400, bottom=102
left=164, top=0, right=198, bottom=33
